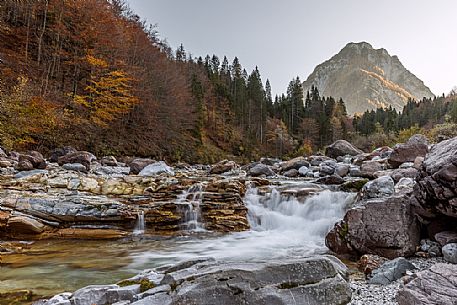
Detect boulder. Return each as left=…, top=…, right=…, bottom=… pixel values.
left=390, top=167, right=419, bottom=183
left=316, top=175, right=344, bottom=185
left=298, top=166, right=311, bottom=177
left=58, top=151, right=96, bottom=171
left=360, top=176, right=395, bottom=200
left=7, top=216, right=46, bottom=234
left=248, top=164, right=275, bottom=177
left=62, top=163, right=88, bottom=173
left=15, top=159, right=34, bottom=171
left=442, top=243, right=457, bottom=263
left=309, top=155, right=333, bottom=167
left=40, top=257, right=351, bottom=305
left=319, top=160, right=337, bottom=176
left=20, top=151, right=47, bottom=169
left=335, top=164, right=350, bottom=177
left=325, top=140, right=363, bottom=158
left=397, top=263, right=457, bottom=305
left=389, top=134, right=429, bottom=168
left=435, top=231, right=457, bottom=246
left=139, top=161, right=174, bottom=176
left=100, top=156, right=118, bottom=167
left=360, top=160, right=385, bottom=178
left=368, top=257, right=415, bottom=285
left=129, top=158, right=156, bottom=175
left=49, top=146, right=78, bottom=163
left=283, top=168, right=299, bottom=177
left=280, top=157, right=310, bottom=172
left=412, top=136, right=457, bottom=219
left=210, top=160, right=238, bottom=174
left=326, top=195, right=420, bottom=258
left=71, top=285, right=119, bottom=305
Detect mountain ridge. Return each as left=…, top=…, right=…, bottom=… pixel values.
left=303, top=42, right=435, bottom=114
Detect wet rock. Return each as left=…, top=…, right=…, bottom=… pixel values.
left=397, top=263, right=457, bottom=305
left=368, top=257, right=415, bottom=285
left=139, top=161, right=174, bottom=176
left=63, top=163, right=88, bottom=173
left=358, top=254, right=388, bottom=276
left=389, top=134, right=429, bottom=168
left=210, top=160, right=238, bottom=174
left=435, top=231, right=457, bottom=246
left=442, top=243, right=457, bottom=263
left=71, top=284, right=119, bottom=305
left=49, top=146, right=78, bottom=163
left=360, top=176, right=395, bottom=200
left=58, top=151, right=96, bottom=171
left=248, top=163, right=275, bottom=177
left=326, top=195, right=420, bottom=258
left=325, top=140, right=363, bottom=159
left=129, top=158, right=156, bottom=175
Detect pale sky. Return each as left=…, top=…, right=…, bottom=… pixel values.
left=127, top=0, right=457, bottom=96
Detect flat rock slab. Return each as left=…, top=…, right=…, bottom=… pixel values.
left=397, top=263, right=457, bottom=305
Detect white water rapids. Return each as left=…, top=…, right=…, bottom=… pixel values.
left=128, top=187, right=355, bottom=270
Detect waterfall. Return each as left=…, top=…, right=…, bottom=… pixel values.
left=177, top=184, right=205, bottom=232
left=128, top=186, right=356, bottom=268
left=133, top=210, right=145, bottom=235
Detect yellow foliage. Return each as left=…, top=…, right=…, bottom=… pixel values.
left=73, top=54, right=139, bottom=127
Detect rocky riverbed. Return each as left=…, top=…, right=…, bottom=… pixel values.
left=1, top=135, right=456, bottom=305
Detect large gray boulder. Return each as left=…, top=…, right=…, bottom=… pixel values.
left=210, top=160, right=238, bottom=174
left=397, top=263, right=457, bottom=305
left=129, top=158, right=156, bottom=175
left=442, top=243, right=457, bottom=264
left=326, top=195, right=420, bottom=259
left=248, top=164, right=275, bottom=177
left=325, top=140, right=363, bottom=159
left=38, top=257, right=352, bottom=305
left=139, top=161, right=174, bottom=176
left=412, top=136, right=457, bottom=219
left=389, top=134, right=429, bottom=168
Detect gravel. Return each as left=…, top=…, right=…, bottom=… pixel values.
left=348, top=257, right=446, bottom=305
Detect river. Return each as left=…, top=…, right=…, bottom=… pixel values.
left=0, top=185, right=355, bottom=301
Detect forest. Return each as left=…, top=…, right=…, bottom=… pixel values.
left=0, top=0, right=456, bottom=163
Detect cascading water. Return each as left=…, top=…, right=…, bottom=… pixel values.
left=128, top=186, right=356, bottom=269
left=176, top=183, right=205, bottom=232
left=133, top=210, right=145, bottom=235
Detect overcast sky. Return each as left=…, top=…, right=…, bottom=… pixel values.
left=127, top=0, right=456, bottom=96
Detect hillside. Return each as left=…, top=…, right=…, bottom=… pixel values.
left=303, top=42, right=435, bottom=114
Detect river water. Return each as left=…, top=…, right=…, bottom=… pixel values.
left=0, top=185, right=355, bottom=300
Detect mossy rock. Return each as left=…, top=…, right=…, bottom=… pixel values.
left=117, top=278, right=155, bottom=292
left=340, top=179, right=369, bottom=192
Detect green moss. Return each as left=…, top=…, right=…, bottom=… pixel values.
left=339, top=222, right=349, bottom=239
left=117, top=278, right=155, bottom=293
left=341, top=179, right=369, bottom=192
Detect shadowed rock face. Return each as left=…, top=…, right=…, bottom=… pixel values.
left=303, top=42, right=434, bottom=114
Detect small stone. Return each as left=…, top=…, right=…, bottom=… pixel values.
left=442, top=243, right=457, bottom=263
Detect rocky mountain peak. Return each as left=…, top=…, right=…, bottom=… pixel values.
left=303, top=42, right=435, bottom=114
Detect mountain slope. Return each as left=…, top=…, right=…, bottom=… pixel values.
left=303, top=42, right=435, bottom=114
